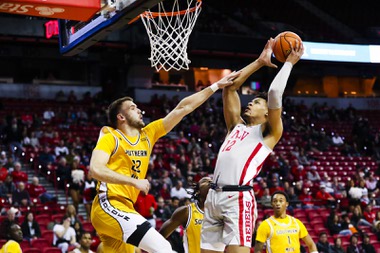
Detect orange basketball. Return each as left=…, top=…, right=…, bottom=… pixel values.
left=272, top=31, right=302, bottom=63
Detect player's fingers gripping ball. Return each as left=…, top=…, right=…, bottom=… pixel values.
left=272, top=31, right=302, bottom=62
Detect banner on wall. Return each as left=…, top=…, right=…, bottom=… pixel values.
left=302, top=41, right=380, bottom=63
left=0, top=0, right=100, bottom=21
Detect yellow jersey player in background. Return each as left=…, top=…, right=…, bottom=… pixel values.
left=254, top=191, right=317, bottom=253
left=89, top=71, right=241, bottom=253
left=159, top=177, right=212, bottom=253
left=0, top=223, right=23, bottom=253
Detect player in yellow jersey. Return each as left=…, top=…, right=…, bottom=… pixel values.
left=254, top=191, right=317, bottom=253
left=0, top=223, right=23, bottom=253
left=89, top=71, right=241, bottom=253
left=159, top=177, right=212, bottom=253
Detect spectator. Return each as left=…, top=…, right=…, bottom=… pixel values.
left=297, top=147, right=310, bottom=166
left=68, top=231, right=94, bottom=253
left=259, top=188, right=272, bottom=208
left=363, top=205, right=376, bottom=225
left=315, top=184, right=335, bottom=207
left=361, top=234, right=375, bottom=253
left=11, top=162, right=27, bottom=183
left=346, top=234, right=362, bottom=253
left=291, top=164, right=307, bottom=181
left=53, top=216, right=77, bottom=253
left=375, top=221, right=380, bottom=241
left=307, top=165, right=321, bottom=182
left=4, top=118, right=24, bottom=161
left=0, top=174, right=15, bottom=203
left=0, top=151, right=7, bottom=166
left=331, top=177, right=345, bottom=198
left=12, top=181, right=31, bottom=207
left=316, top=232, right=333, bottom=253
left=135, top=191, right=158, bottom=228
left=159, top=183, right=171, bottom=200
left=0, top=223, right=23, bottom=253
left=73, top=221, right=84, bottom=242
left=43, top=107, right=55, bottom=122
left=351, top=206, right=372, bottom=227
left=331, top=237, right=345, bottom=253
left=26, top=176, right=57, bottom=203
left=327, top=212, right=351, bottom=236
left=38, top=145, right=55, bottom=173
left=332, top=134, right=344, bottom=146
left=365, top=172, right=378, bottom=195
left=154, top=196, right=172, bottom=222
left=320, top=173, right=335, bottom=194
left=170, top=181, right=189, bottom=200
left=287, top=186, right=300, bottom=208
left=21, top=212, right=41, bottom=240
left=0, top=207, right=19, bottom=239
left=341, top=215, right=358, bottom=235
left=3, top=157, right=15, bottom=171
left=29, top=131, right=40, bottom=148
left=82, top=172, right=96, bottom=220
left=65, top=205, right=81, bottom=228
left=56, top=157, right=71, bottom=189
left=298, top=187, right=314, bottom=208
left=69, top=158, right=85, bottom=211
left=55, top=140, right=69, bottom=158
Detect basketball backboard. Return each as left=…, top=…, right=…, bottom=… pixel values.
left=59, top=0, right=163, bottom=56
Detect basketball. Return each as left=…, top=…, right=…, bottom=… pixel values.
left=272, top=31, right=302, bottom=63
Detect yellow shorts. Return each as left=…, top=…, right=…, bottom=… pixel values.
left=91, top=192, right=148, bottom=253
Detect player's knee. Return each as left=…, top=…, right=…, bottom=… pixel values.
left=154, top=240, right=172, bottom=253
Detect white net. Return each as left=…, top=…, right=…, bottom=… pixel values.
left=140, top=0, right=202, bottom=71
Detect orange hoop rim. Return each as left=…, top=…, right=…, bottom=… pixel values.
left=128, top=0, right=202, bottom=24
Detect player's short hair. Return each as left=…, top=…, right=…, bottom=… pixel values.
left=253, top=92, right=268, bottom=102
left=107, top=96, right=133, bottom=129
left=271, top=190, right=289, bottom=203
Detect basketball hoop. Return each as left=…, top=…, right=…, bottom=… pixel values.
left=133, top=0, right=202, bottom=71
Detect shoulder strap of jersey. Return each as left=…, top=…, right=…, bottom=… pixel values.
left=266, top=217, right=274, bottom=241
left=184, top=204, right=192, bottom=229
left=98, top=126, right=119, bottom=156
left=291, top=216, right=300, bottom=231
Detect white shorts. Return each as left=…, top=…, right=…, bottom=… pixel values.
left=201, top=188, right=257, bottom=251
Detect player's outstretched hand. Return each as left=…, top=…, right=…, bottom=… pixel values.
left=258, top=38, right=278, bottom=69
left=286, top=40, right=304, bottom=65
left=216, top=71, right=242, bottom=89
left=133, top=178, right=150, bottom=194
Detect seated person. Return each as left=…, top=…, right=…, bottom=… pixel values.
left=53, top=216, right=77, bottom=253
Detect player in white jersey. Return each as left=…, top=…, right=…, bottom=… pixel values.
left=201, top=39, right=304, bottom=253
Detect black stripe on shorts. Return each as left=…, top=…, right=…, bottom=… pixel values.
left=126, top=221, right=152, bottom=246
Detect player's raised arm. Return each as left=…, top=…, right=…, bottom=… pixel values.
left=162, top=71, right=241, bottom=133
left=223, top=39, right=277, bottom=132
left=265, top=40, right=304, bottom=148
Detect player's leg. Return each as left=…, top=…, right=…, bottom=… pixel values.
left=222, top=191, right=256, bottom=253
left=138, top=227, right=172, bottom=253
left=92, top=193, right=171, bottom=253
left=201, top=190, right=225, bottom=253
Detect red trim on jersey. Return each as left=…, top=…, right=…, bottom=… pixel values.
left=249, top=190, right=255, bottom=232
left=238, top=191, right=244, bottom=245
left=239, top=143, right=263, bottom=185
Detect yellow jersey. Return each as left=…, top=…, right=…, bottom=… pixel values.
left=183, top=202, right=204, bottom=253
left=94, top=119, right=166, bottom=203
left=256, top=215, right=308, bottom=253
left=0, top=240, right=22, bottom=253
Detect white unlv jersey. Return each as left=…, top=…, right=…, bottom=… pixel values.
left=213, top=124, right=272, bottom=186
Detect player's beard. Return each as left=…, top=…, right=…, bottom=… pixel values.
left=124, top=113, right=145, bottom=129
